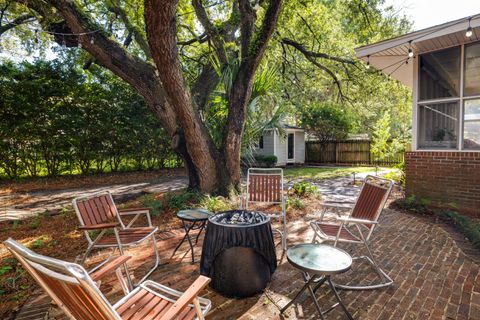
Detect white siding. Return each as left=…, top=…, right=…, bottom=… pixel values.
left=254, top=131, right=274, bottom=156
left=294, top=131, right=305, bottom=163
left=274, top=131, right=287, bottom=166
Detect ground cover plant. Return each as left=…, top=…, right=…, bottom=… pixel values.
left=284, top=166, right=382, bottom=181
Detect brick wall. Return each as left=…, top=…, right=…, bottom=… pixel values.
left=405, top=151, right=480, bottom=218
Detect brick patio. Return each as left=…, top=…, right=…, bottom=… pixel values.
left=20, top=207, right=480, bottom=320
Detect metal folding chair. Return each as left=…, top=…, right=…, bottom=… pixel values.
left=242, top=168, right=288, bottom=250
left=72, top=192, right=159, bottom=288
left=4, top=238, right=211, bottom=320
left=310, top=175, right=394, bottom=290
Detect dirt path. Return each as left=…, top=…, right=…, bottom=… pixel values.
left=0, top=172, right=188, bottom=222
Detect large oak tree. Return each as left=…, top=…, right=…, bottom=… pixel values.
left=6, top=0, right=283, bottom=195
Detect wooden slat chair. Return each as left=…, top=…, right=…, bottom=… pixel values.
left=310, top=175, right=394, bottom=290
left=4, top=238, right=212, bottom=320
left=73, top=192, right=159, bottom=288
left=242, top=168, right=288, bottom=250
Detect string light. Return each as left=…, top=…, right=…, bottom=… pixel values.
left=78, top=35, right=82, bottom=49
left=61, top=35, right=66, bottom=49
left=366, top=55, right=370, bottom=69
left=90, top=35, right=95, bottom=44
left=408, top=40, right=414, bottom=58
left=466, top=17, right=473, bottom=37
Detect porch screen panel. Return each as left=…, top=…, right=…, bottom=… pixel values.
left=464, top=99, right=480, bottom=149
left=419, top=47, right=460, bottom=100
left=418, top=101, right=459, bottom=149
left=464, top=43, right=480, bottom=96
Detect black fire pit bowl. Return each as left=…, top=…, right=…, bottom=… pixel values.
left=200, top=210, right=277, bottom=298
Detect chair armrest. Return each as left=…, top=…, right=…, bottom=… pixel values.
left=336, top=216, right=378, bottom=225
left=78, top=222, right=120, bottom=230
left=160, top=276, right=211, bottom=320
left=90, top=256, right=131, bottom=282
left=119, top=207, right=152, bottom=215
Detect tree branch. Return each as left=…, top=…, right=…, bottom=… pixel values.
left=281, top=38, right=356, bottom=65
left=0, top=13, right=34, bottom=36
left=107, top=1, right=152, bottom=59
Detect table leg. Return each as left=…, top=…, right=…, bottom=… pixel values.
left=194, top=221, right=206, bottom=244
left=172, top=220, right=196, bottom=264
left=305, top=273, right=326, bottom=320
left=327, top=277, right=354, bottom=320
left=281, top=272, right=326, bottom=320
left=183, top=221, right=196, bottom=264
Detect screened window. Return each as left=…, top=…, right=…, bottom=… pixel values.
left=464, top=99, right=480, bottom=149
left=417, top=43, right=480, bottom=150
left=464, top=43, right=480, bottom=96
left=419, top=46, right=461, bottom=100
left=418, top=101, right=459, bottom=149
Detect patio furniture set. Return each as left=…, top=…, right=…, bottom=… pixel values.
left=4, top=168, right=394, bottom=319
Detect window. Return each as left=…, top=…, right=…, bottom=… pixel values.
left=464, top=43, right=480, bottom=96
left=464, top=99, right=480, bottom=149
left=417, top=43, right=480, bottom=150
left=419, top=46, right=460, bottom=100
left=418, top=101, right=459, bottom=149
left=259, top=135, right=264, bottom=149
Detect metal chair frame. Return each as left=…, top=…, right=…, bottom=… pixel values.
left=310, top=175, right=395, bottom=290
left=73, top=192, right=160, bottom=288
left=4, top=238, right=211, bottom=320
left=242, top=168, right=288, bottom=250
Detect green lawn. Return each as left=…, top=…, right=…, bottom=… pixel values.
left=283, top=166, right=386, bottom=181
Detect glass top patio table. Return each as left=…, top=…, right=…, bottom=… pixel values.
left=286, top=243, right=352, bottom=275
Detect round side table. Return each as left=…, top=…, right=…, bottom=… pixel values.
left=172, top=208, right=211, bottom=264
left=281, top=243, right=354, bottom=320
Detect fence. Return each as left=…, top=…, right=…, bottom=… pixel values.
left=305, top=140, right=403, bottom=166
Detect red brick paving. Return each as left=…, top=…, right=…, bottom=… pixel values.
left=17, top=208, right=480, bottom=319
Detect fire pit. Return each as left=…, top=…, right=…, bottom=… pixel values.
left=200, top=210, right=277, bottom=298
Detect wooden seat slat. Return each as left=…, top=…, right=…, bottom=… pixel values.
left=116, top=289, right=149, bottom=314
left=127, top=296, right=170, bottom=320
left=120, top=292, right=156, bottom=320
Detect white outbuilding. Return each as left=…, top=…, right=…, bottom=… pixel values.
left=254, top=125, right=305, bottom=166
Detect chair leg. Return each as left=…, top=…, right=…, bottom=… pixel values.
left=80, top=243, right=95, bottom=265
left=135, top=233, right=160, bottom=286
left=114, top=230, right=134, bottom=291
left=333, top=240, right=393, bottom=291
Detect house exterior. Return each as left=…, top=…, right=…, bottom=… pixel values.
left=355, top=15, right=480, bottom=217
left=255, top=125, right=305, bottom=166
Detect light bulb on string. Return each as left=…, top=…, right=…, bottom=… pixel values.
left=90, top=35, right=95, bottom=44
left=366, top=55, right=370, bottom=69
left=78, top=35, right=82, bottom=49
left=466, top=18, right=473, bottom=37
left=408, top=41, right=414, bottom=58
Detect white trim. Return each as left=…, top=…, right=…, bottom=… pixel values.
left=355, top=14, right=480, bottom=58
left=412, top=53, right=419, bottom=150
left=459, top=44, right=465, bottom=150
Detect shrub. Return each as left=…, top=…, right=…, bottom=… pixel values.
left=291, top=181, right=318, bottom=198
left=141, top=194, right=163, bottom=217
left=253, top=154, right=277, bottom=168
left=394, top=195, right=431, bottom=214
left=287, top=197, right=304, bottom=210
left=199, top=195, right=232, bottom=213
left=438, top=210, right=480, bottom=250
left=164, top=190, right=202, bottom=211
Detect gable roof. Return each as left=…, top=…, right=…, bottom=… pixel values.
left=355, top=14, right=480, bottom=87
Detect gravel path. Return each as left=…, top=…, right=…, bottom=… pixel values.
left=0, top=177, right=188, bottom=222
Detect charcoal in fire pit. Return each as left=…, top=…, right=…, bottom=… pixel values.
left=211, top=210, right=268, bottom=225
